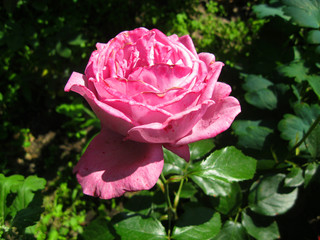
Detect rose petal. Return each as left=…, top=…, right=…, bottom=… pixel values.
left=199, top=52, right=216, bottom=65
left=129, top=60, right=207, bottom=107
left=159, top=91, right=201, bottom=114
left=128, top=64, right=192, bottom=92
left=154, top=30, right=196, bottom=67
left=198, top=53, right=224, bottom=102
left=65, top=72, right=134, bottom=135
left=178, top=35, right=198, bottom=57
left=211, top=82, right=232, bottom=101
left=94, top=77, right=158, bottom=101
left=176, top=96, right=241, bottom=145
left=74, top=128, right=164, bottom=199
left=164, top=143, right=190, bottom=162
left=104, top=99, right=172, bottom=125
left=126, top=100, right=214, bottom=144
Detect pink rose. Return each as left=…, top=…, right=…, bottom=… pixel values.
left=65, top=28, right=240, bottom=199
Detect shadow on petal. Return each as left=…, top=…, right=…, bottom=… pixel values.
left=74, top=128, right=164, bottom=199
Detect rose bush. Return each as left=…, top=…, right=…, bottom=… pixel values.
left=65, top=27, right=241, bottom=199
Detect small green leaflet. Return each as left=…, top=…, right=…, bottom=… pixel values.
left=248, top=174, right=298, bottom=216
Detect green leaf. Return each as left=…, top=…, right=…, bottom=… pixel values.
left=248, top=174, right=298, bottom=216
left=68, top=34, right=86, bottom=47
left=242, top=75, right=273, bottom=92
left=304, top=162, right=320, bottom=187
left=283, top=0, right=320, bottom=28
left=213, top=221, right=248, bottom=240
left=190, top=176, right=235, bottom=197
left=113, top=215, right=166, bottom=240
left=12, top=192, right=44, bottom=230
left=306, top=75, right=320, bottom=99
left=191, top=146, right=257, bottom=182
left=277, top=61, right=309, bottom=83
left=189, top=139, right=215, bottom=161
left=307, top=30, right=320, bottom=44
left=179, top=182, right=197, bottom=199
left=163, top=148, right=187, bottom=176
left=0, top=174, right=46, bottom=231
left=123, top=191, right=165, bottom=216
left=11, top=175, right=46, bottom=216
left=278, top=103, right=320, bottom=151
left=242, top=75, right=277, bottom=110
left=56, top=41, right=72, bottom=58
left=285, top=167, right=304, bottom=187
left=81, top=217, right=115, bottom=240
left=232, top=120, right=274, bottom=150
left=242, top=211, right=280, bottom=240
left=172, top=207, right=221, bottom=240
left=0, top=174, right=24, bottom=222
left=252, top=4, right=290, bottom=20
left=211, top=182, right=242, bottom=216
left=256, top=160, right=277, bottom=171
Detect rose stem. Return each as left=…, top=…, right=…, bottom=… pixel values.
left=160, top=173, right=174, bottom=239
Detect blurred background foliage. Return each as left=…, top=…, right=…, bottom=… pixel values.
left=1, top=0, right=320, bottom=239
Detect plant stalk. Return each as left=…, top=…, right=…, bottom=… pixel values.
left=291, top=114, right=320, bottom=154
left=160, top=173, right=173, bottom=239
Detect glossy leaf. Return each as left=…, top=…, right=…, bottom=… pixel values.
left=242, top=75, right=277, bottom=110
left=162, top=148, right=187, bottom=176
left=190, top=176, right=235, bottom=197
left=285, top=167, right=304, bottom=187
left=232, top=120, right=273, bottom=150
left=278, top=103, right=320, bottom=151
left=81, top=217, right=114, bottom=240
left=283, top=0, right=320, bottom=28
left=191, top=146, right=257, bottom=182
left=304, top=162, right=320, bottom=187
left=248, top=174, right=298, bottom=216
left=252, top=4, right=290, bottom=20
left=242, top=211, right=280, bottom=240
left=211, top=182, right=242, bottom=216
left=179, top=182, right=197, bottom=199
left=213, top=221, right=248, bottom=240
left=306, top=75, right=320, bottom=99
left=172, top=207, right=221, bottom=240
left=307, top=30, right=320, bottom=44
left=189, top=139, right=215, bottom=161
left=114, top=215, right=166, bottom=240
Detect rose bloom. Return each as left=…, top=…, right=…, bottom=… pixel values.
left=65, top=28, right=240, bottom=199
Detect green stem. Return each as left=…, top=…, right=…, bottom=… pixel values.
left=160, top=173, right=173, bottom=239
left=291, top=114, right=320, bottom=154
left=173, top=178, right=185, bottom=210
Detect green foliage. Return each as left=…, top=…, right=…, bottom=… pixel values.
left=190, top=146, right=256, bottom=184
left=81, top=217, right=114, bottom=240
left=2, top=0, right=320, bottom=239
left=241, top=211, right=280, bottom=240
left=172, top=207, right=221, bottom=240
left=0, top=174, right=46, bottom=238
left=78, top=138, right=257, bottom=240
left=213, top=221, right=248, bottom=240
left=248, top=174, right=298, bottom=216
left=33, top=182, right=87, bottom=239
left=167, top=1, right=265, bottom=64
left=113, top=215, right=167, bottom=240
left=283, top=0, right=320, bottom=28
